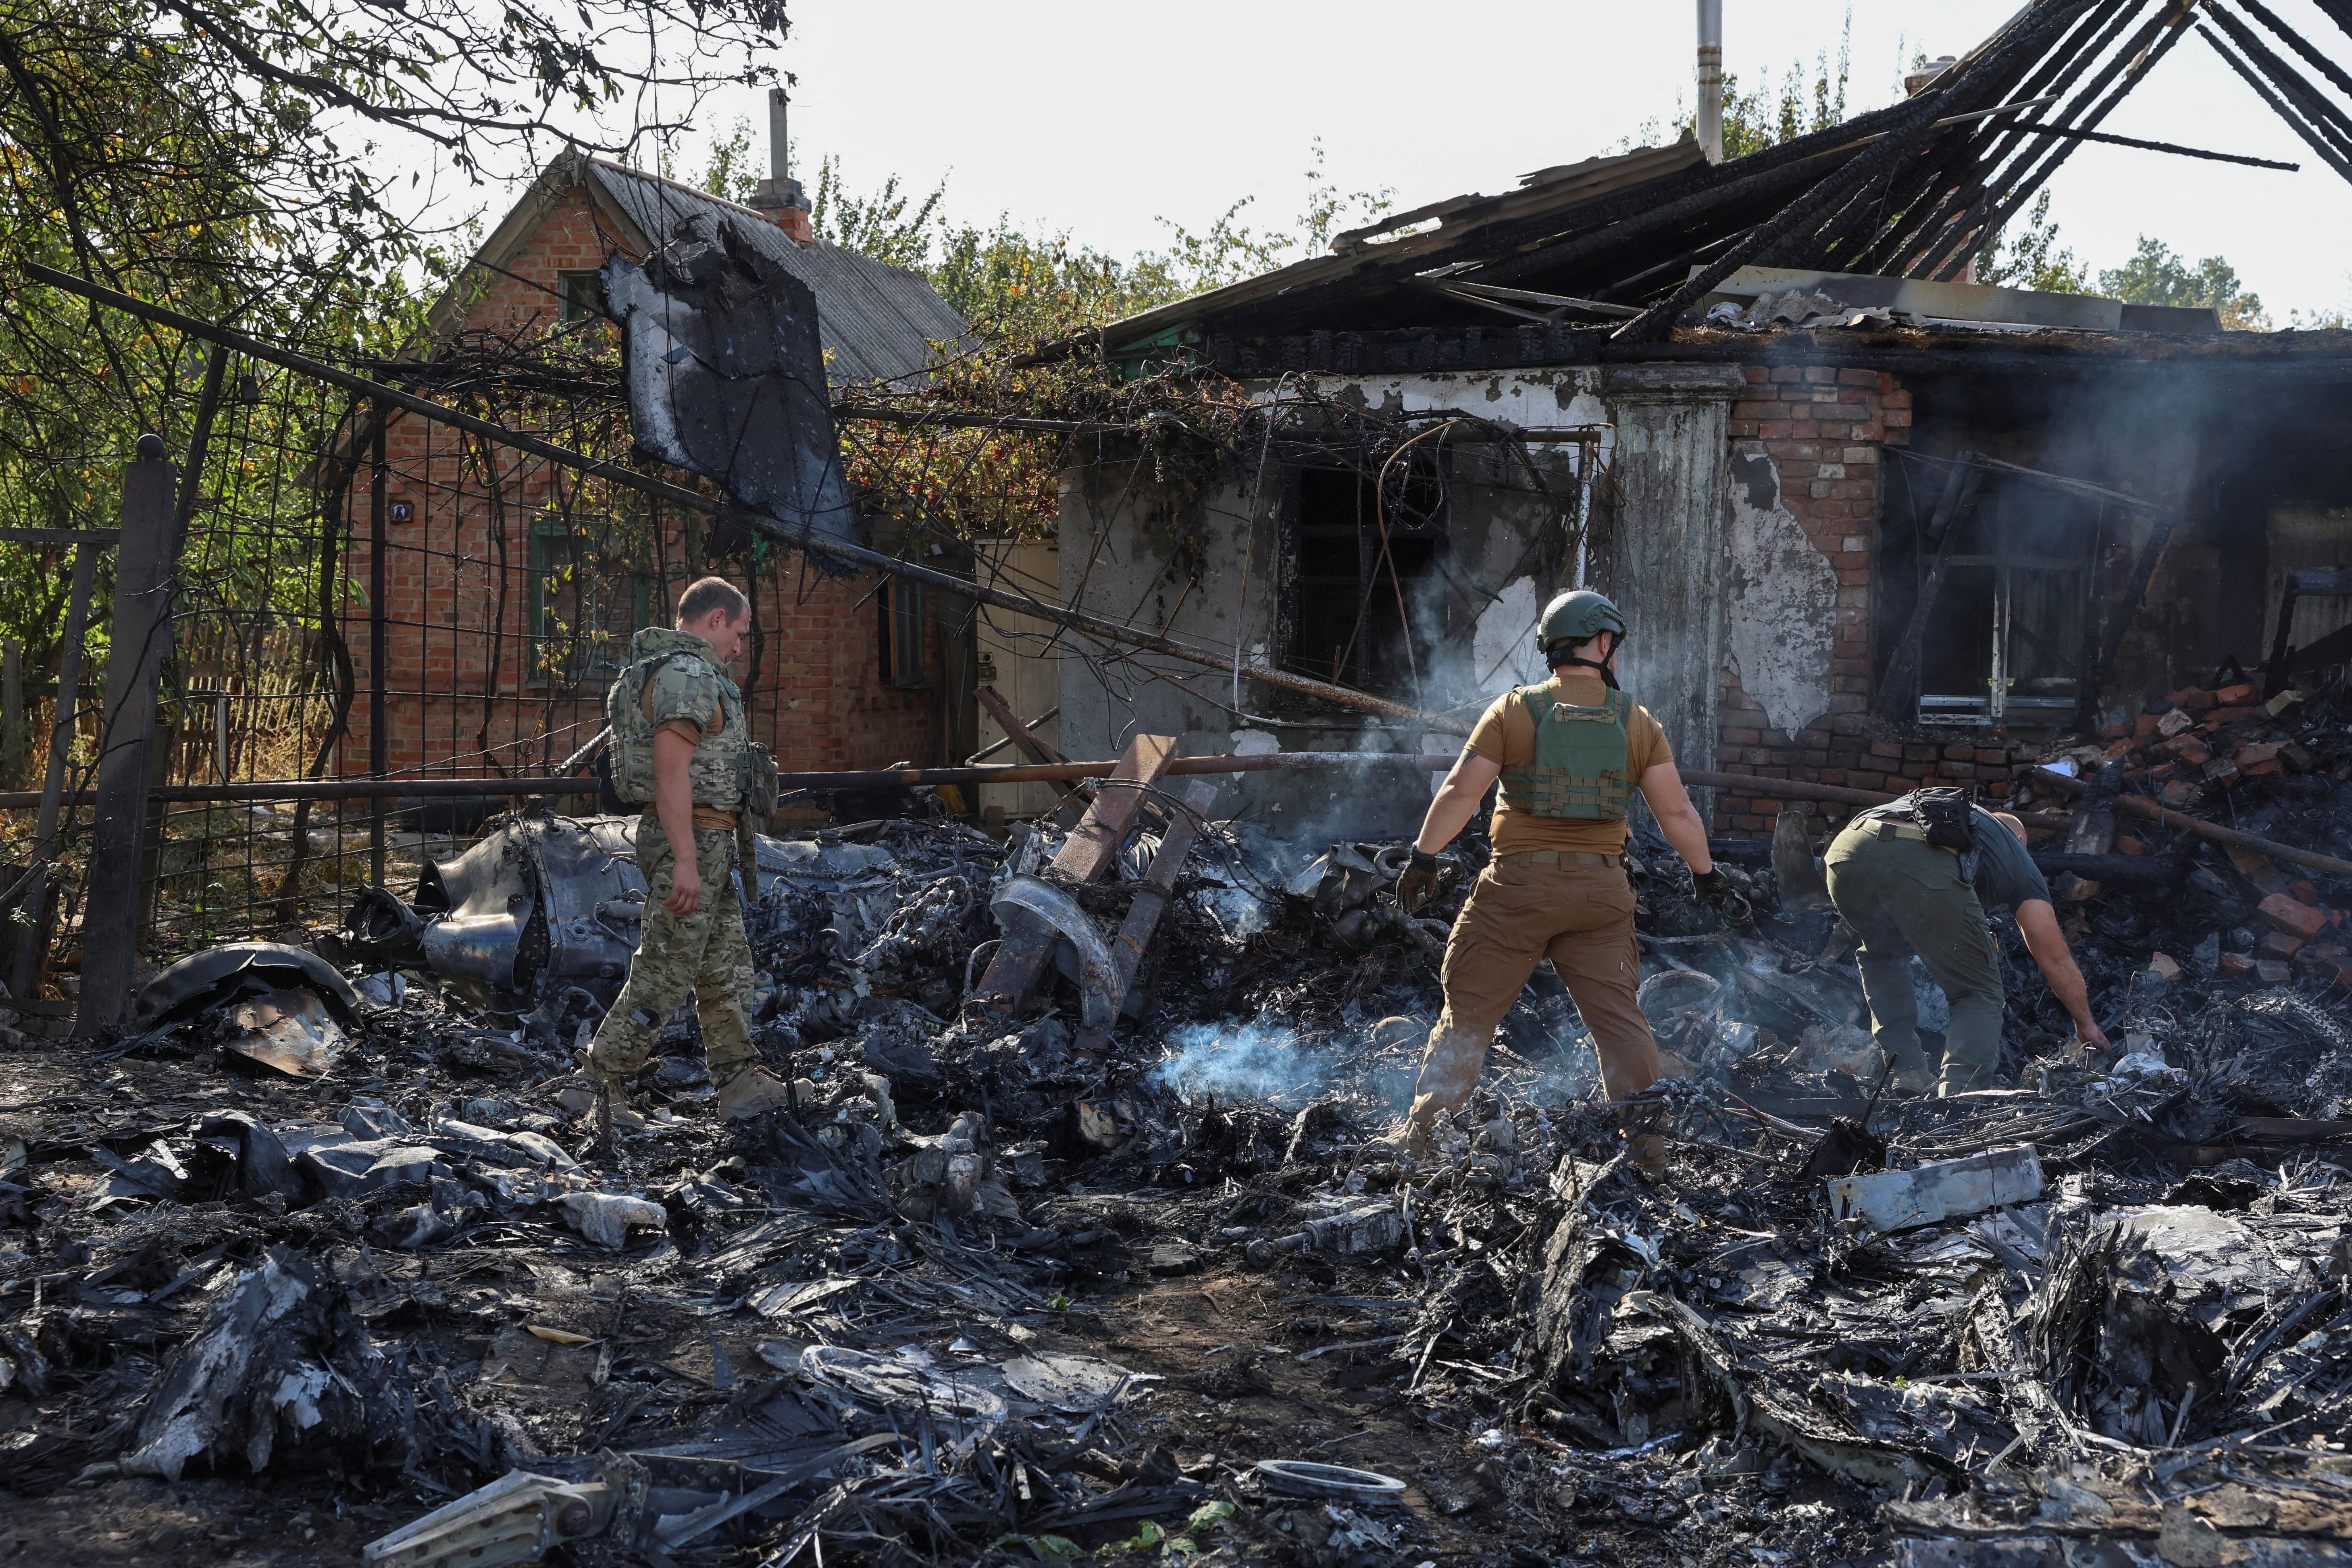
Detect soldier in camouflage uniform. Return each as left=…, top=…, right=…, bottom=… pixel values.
left=577, top=577, right=792, bottom=1122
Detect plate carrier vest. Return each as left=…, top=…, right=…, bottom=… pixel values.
left=1497, top=684, right=1635, bottom=821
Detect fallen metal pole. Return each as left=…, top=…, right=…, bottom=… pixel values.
left=25, top=264, right=1472, bottom=737
left=1682, top=769, right=2070, bottom=831
left=2030, top=765, right=2352, bottom=879
left=0, top=751, right=1463, bottom=810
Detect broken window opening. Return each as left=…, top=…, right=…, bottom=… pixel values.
left=1894, top=477, right=2100, bottom=729
left=1280, top=458, right=1450, bottom=700
left=529, top=516, right=651, bottom=691
left=879, top=578, right=927, bottom=689
left=556, top=270, right=603, bottom=326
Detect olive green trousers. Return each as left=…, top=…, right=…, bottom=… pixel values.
left=1823, top=825, right=2005, bottom=1095
left=586, top=819, right=758, bottom=1085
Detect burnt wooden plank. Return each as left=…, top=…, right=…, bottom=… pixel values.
left=1053, top=734, right=1176, bottom=885
left=974, top=683, right=1086, bottom=822
left=1078, top=779, right=1219, bottom=1050
left=974, top=734, right=1178, bottom=1019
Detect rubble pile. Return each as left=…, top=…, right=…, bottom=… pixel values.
left=0, top=776, right=2347, bottom=1567
left=2009, top=673, right=2352, bottom=995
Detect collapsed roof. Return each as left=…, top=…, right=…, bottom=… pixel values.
left=1101, top=0, right=2352, bottom=359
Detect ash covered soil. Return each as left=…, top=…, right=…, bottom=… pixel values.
left=3, top=745, right=2352, bottom=1568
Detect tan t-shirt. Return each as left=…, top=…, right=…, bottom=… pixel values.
left=1465, top=668, right=1673, bottom=855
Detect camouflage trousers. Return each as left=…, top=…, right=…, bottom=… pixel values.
left=586, top=819, right=759, bottom=1085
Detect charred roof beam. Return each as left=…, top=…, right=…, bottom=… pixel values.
left=2197, top=8, right=2352, bottom=185
left=1917, top=6, right=2199, bottom=281
left=1613, top=0, right=2102, bottom=343
left=1846, top=0, right=2151, bottom=277
left=1859, top=0, right=2162, bottom=279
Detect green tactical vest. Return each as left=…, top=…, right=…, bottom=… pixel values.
left=605, top=631, right=749, bottom=812
left=1497, top=684, right=1635, bottom=820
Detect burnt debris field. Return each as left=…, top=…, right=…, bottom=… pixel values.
left=2, top=678, right=2352, bottom=1568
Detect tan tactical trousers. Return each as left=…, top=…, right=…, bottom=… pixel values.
left=586, top=818, right=759, bottom=1085
left=1405, top=854, right=1661, bottom=1139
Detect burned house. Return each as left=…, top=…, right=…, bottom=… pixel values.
left=334, top=150, right=973, bottom=798
left=1031, top=6, right=2352, bottom=839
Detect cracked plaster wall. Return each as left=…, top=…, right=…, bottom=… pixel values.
left=1725, top=448, right=1839, bottom=740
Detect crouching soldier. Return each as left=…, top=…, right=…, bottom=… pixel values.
left=1825, top=788, right=2108, bottom=1095
left=568, top=576, right=792, bottom=1124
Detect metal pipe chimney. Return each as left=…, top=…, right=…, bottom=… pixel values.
left=1696, top=0, right=1724, bottom=164
left=749, top=82, right=813, bottom=243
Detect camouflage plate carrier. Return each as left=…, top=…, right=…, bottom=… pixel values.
left=1497, top=684, right=1635, bottom=820
left=604, top=627, right=748, bottom=813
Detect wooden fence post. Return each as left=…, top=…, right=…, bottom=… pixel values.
left=1, top=640, right=23, bottom=789
left=77, top=436, right=178, bottom=1031
left=369, top=402, right=388, bottom=887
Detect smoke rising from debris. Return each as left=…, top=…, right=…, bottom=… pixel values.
left=1153, top=1020, right=1326, bottom=1108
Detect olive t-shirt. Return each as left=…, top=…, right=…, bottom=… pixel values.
left=1464, top=668, right=1673, bottom=855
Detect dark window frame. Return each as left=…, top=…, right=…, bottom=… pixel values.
left=528, top=514, right=652, bottom=691
left=557, top=270, right=603, bottom=326
left=1276, top=454, right=1451, bottom=702
left=878, top=577, right=928, bottom=689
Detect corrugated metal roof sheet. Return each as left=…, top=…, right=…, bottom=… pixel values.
left=582, top=158, right=968, bottom=387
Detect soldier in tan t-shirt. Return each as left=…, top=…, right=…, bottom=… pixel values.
left=1387, top=591, right=1749, bottom=1167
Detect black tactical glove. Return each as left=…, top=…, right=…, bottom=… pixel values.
left=1694, top=866, right=1754, bottom=929
left=1395, top=849, right=1443, bottom=915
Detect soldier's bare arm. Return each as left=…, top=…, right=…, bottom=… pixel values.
left=1413, top=751, right=1503, bottom=855
left=655, top=728, right=701, bottom=914
left=1635, top=762, right=1715, bottom=875
left=2015, top=897, right=2109, bottom=1049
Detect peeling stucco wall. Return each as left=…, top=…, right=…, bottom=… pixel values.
left=1724, top=448, right=1838, bottom=740
left=1472, top=575, right=1549, bottom=695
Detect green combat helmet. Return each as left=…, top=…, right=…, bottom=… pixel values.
left=1536, top=589, right=1628, bottom=655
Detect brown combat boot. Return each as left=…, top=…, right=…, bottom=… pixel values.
left=714, top=1064, right=795, bottom=1119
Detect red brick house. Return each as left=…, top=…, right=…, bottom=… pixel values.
left=336, top=152, right=972, bottom=800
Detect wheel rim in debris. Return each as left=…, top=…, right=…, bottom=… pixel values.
left=1253, top=1460, right=1408, bottom=1503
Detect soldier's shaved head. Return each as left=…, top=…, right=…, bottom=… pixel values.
left=676, top=576, right=749, bottom=627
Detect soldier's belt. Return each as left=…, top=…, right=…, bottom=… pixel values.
left=1495, top=850, right=1622, bottom=869
left=1859, top=820, right=1948, bottom=850
left=642, top=806, right=741, bottom=831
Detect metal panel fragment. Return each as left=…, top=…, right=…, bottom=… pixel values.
left=603, top=221, right=860, bottom=556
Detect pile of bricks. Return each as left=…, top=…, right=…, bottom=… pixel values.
left=2093, top=681, right=2324, bottom=814
left=2078, top=679, right=2352, bottom=987
left=2216, top=860, right=2352, bottom=987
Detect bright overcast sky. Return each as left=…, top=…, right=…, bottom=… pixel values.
left=638, top=2, right=2352, bottom=321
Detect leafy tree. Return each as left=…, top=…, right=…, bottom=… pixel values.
left=1979, top=191, right=2090, bottom=295
left=2096, top=237, right=2269, bottom=329
left=700, top=129, right=1388, bottom=349
left=1636, top=17, right=1852, bottom=156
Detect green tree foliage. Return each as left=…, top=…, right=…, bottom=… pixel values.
left=2096, top=237, right=2269, bottom=329
left=1638, top=18, right=1852, bottom=156
left=701, top=128, right=1388, bottom=348
left=1979, top=191, right=2090, bottom=295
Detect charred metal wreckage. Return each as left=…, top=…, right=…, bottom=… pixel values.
left=0, top=684, right=2346, bottom=1568
left=14, top=1, right=2352, bottom=1561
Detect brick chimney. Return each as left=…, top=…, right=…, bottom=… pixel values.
left=747, top=85, right=814, bottom=245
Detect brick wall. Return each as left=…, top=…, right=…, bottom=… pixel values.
left=1712, top=362, right=2038, bottom=836
left=331, top=184, right=941, bottom=790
